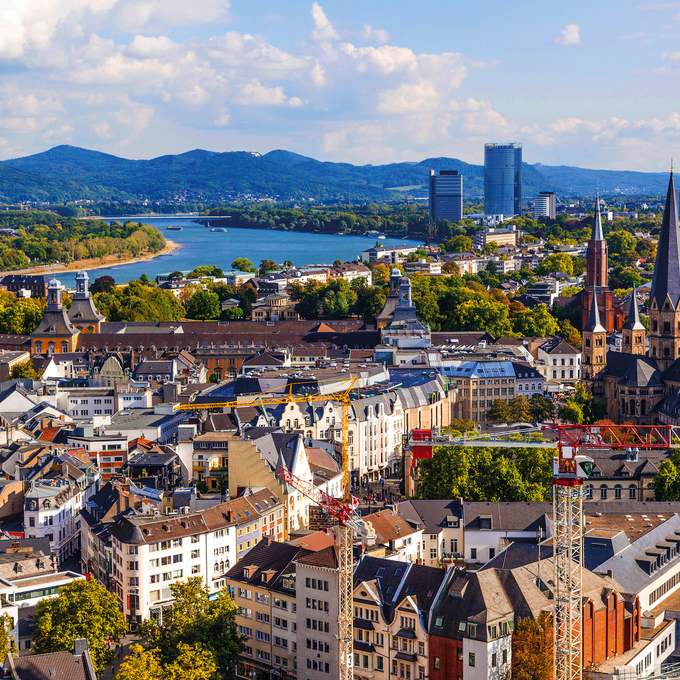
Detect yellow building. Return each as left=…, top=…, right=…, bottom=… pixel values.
left=31, top=277, right=80, bottom=355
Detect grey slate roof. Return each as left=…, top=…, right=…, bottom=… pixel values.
left=595, top=513, right=680, bottom=596
left=650, top=171, right=680, bottom=310
left=396, top=499, right=462, bottom=533
left=592, top=192, right=605, bottom=241
left=619, top=358, right=663, bottom=387
left=622, top=288, right=645, bottom=331
left=463, top=502, right=552, bottom=534
left=584, top=288, right=606, bottom=333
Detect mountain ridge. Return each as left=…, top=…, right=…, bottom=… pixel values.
left=0, top=144, right=671, bottom=204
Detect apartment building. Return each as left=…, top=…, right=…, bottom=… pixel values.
left=537, top=339, right=582, bottom=383
left=67, top=426, right=128, bottom=480
left=105, top=489, right=283, bottom=625
left=24, top=478, right=85, bottom=564
left=353, top=556, right=446, bottom=680
left=65, top=388, right=116, bottom=418
left=296, top=545, right=340, bottom=680
left=225, top=538, right=306, bottom=679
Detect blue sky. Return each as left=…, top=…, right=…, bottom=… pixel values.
left=2, top=0, right=680, bottom=170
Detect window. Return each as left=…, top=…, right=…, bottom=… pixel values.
left=629, top=485, right=637, bottom=499
left=503, top=649, right=507, bottom=664
left=470, top=548, right=477, bottom=560
left=469, top=653, right=475, bottom=667
left=433, top=658, right=440, bottom=670
left=600, top=485, right=607, bottom=500
left=492, top=653, right=497, bottom=668
left=615, top=485, right=622, bottom=499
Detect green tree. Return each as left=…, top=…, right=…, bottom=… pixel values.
left=559, top=400, right=583, bottom=424
left=482, top=242, right=499, bottom=255
left=186, top=291, right=220, bottom=320
left=259, top=259, right=279, bottom=276
left=355, top=286, right=386, bottom=321
left=510, top=395, right=532, bottom=423
left=0, top=613, right=16, bottom=660
left=510, top=613, right=553, bottom=680
left=0, top=299, right=44, bottom=335
left=217, top=474, right=228, bottom=501
left=220, top=307, right=244, bottom=321
left=139, top=578, right=243, bottom=676
left=289, top=280, right=325, bottom=319
left=513, top=304, right=560, bottom=337
left=445, top=235, right=474, bottom=252
left=10, top=359, right=42, bottom=379
left=139, top=273, right=151, bottom=285
left=231, top=258, right=257, bottom=273
left=208, top=373, right=218, bottom=383
left=322, top=280, right=357, bottom=317
left=167, top=271, right=184, bottom=281
left=529, top=394, right=555, bottom=422
left=559, top=318, right=582, bottom=348
left=164, top=643, right=218, bottom=680
left=91, top=275, right=116, bottom=293
left=114, top=645, right=163, bottom=680
left=654, top=460, right=680, bottom=501
left=486, top=399, right=512, bottom=424
left=535, top=253, right=574, bottom=276
left=454, top=299, right=515, bottom=337
left=188, top=265, right=224, bottom=278
left=606, top=230, right=636, bottom=254
left=33, top=579, right=126, bottom=676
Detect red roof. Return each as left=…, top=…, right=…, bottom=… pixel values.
left=38, top=427, right=63, bottom=442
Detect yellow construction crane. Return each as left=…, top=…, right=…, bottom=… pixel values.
left=179, top=377, right=361, bottom=680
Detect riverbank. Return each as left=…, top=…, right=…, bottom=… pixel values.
left=1, top=239, right=181, bottom=278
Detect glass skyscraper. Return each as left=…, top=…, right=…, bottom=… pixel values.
left=484, top=143, right=522, bottom=216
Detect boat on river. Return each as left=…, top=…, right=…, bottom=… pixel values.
left=166, top=226, right=183, bottom=231
left=211, top=228, right=228, bottom=232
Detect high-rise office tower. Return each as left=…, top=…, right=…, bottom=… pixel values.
left=533, top=191, right=556, bottom=219
left=429, top=170, right=463, bottom=222
left=484, top=143, right=522, bottom=216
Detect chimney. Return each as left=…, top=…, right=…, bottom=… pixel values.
left=73, top=639, right=88, bottom=657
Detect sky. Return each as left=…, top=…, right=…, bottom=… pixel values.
left=3, top=0, right=680, bottom=170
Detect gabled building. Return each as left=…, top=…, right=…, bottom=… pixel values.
left=31, top=278, right=80, bottom=355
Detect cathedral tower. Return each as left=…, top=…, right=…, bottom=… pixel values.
left=582, top=292, right=607, bottom=383
left=648, top=170, right=680, bottom=369
left=587, top=192, right=608, bottom=289
left=622, top=288, right=646, bottom=355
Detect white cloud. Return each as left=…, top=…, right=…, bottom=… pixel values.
left=554, top=24, right=581, bottom=46
left=234, top=79, right=291, bottom=106
left=310, top=3, right=340, bottom=42
left=358, top=24, right=389, bottom=43
left=214, top=108, right=230, bottom=126
left=91, top=120, right=113, bottom=138
left=311, top=61, right=326, bottom=86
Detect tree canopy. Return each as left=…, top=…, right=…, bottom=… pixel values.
left=138, top=578, right=243, bottom=676
left=33, top=579, right=126, bottom=676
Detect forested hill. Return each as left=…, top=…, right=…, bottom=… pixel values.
left=0, top=144, right=670, bottom=204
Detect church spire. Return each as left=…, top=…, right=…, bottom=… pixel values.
left=650, top=170, right=680, bottom=310
left=623, top=288, right=645, bottom=331
left=592, top=190, right=605, bottom=241
left=584, top=290, right=605, bottom=333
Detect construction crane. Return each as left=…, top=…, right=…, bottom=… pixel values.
left=405, top=423, right=680, bottom=680
left=179, top=377, right=361, bottom=680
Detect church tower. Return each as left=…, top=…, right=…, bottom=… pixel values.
left=31, top=277, right=80, bottom=355
left=582, top=292, right=607, bottom=383
left=648, top=170, right=680, bottom=369
left=587, top=191, right=608, bottom=289
left=67, top=269, right=105, bottom=333
left=622, top=288, right=645, bottom=355
left=579, top=192, right=623, bottom=332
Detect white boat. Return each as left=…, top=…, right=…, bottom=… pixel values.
left=211, top=228, right=228, bottom=232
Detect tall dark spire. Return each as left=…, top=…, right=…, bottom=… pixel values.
left=650, top=171, right=680, bottom=309
left=623, top=288, right=645, bottom=331
left=584, top=291, right=605, bottom=333
left=591, top=190, right=605, bottom=241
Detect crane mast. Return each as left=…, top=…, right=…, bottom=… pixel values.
left=180, top=379, right=360, bottom=680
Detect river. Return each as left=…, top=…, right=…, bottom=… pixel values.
left=56, top=216, right=421, bottom=287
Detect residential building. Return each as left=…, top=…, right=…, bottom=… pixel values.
left=396, top=499, right=464, bottom=567
left=24, top=478, right=85, bottom=564
left=107, top=489, right=283, bottom=625
left=537, top=339, right=582, bottom=382
left=429, top=170, right=463, bottom=223
left=4, top=639, right=97, bottom=680
left=226, top=538, right=306, bottom=679
left=362, top=508, right=424, bottom=563
left=104, top=404, right=186, bottom=444
left=65, top=388, right=116, bottom=419
left=353, top=556, right=446, bottom=680
left=484, top=143, right=522, bottom=216
left=296, top=545, right=340, bottom=680
left=1, top=275, right=51, bottom=298
left=66, top=426, right=128, bottom=480
left=403, top=260, right=442, bottom=275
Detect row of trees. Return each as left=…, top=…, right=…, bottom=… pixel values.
left=0, top=211, right=166, bottom=271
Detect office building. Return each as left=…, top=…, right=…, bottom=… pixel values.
left=429, top=170, right=463, bottom=223
left=484, top=143, right=522, bottom=216
left=533, top=191, right=556, bottom=219
left=473, top=225, right=518, bottom=250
